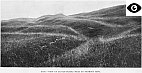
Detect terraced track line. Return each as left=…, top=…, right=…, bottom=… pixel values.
left=1, top=32, right=88, bottom=42
left=99, top=34, right=140, bottom=43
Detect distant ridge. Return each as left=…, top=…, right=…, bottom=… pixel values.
left=71, top=5, right=126, bottom=17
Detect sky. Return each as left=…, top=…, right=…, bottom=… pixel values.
left=1, top=0, right=125, bottom=20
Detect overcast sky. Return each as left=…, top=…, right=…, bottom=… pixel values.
left=1, top=0, right=125, bottom=20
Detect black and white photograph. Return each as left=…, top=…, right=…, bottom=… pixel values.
left=0, top=0, right=141, bottom=70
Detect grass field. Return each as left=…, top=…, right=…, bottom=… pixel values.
left=1, top=5, right=141, bottom=67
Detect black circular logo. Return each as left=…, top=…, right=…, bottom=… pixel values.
left=127, top=3, right=141, bottom=13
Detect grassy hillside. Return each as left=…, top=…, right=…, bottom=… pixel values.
left=1, top=5, right=141, bottom=67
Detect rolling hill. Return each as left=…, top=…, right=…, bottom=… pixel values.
left=1, top=5, right=141, bottom=67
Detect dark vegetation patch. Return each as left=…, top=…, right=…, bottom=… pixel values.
left=94, top=17, right=141, bottom=26
left=129, top=27, right=141, bottom=34
left=1, top=34, right=44, bottom=42
left=1, top=27, right=28, bottom=32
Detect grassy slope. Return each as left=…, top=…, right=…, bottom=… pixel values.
left=1, top=5, right=141, bottom=67
left=1, top=35, right=85, bottom=67
left=48, top=34, right=141, bottom=67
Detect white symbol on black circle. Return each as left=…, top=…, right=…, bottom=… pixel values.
left=131, top=5, right=137, bottom=11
